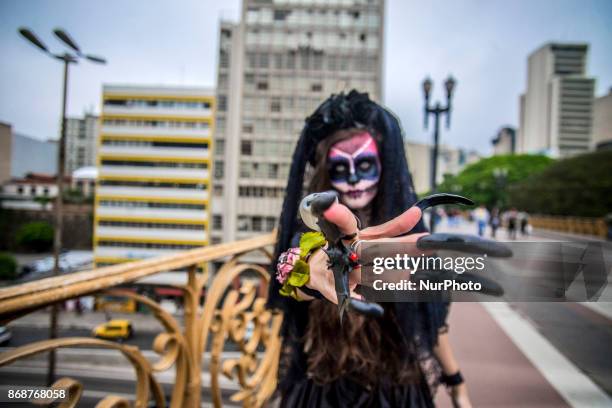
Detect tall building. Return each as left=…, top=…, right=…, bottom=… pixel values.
left=65, top=113, right=99, bottom=174
left=593, top=87, right=612, bottom=150
left=491, top=127, right=516, bottom=155
left=213, top=0, right=385, bottom=247
left=404, top=140, right=480, bottom=194
left=518, top=43, right=595, bottom=157
left=94, top=85, right=214, bottom=266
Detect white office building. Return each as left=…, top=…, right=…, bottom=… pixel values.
left=212, top=0, right=385, bottom=248
left=518, top=43, right=595, bottom=157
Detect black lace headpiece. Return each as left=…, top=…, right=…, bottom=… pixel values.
left=267, top=90, right=446, bottom=351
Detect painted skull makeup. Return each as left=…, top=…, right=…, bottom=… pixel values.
left=327, top=132, right=381, bottom=209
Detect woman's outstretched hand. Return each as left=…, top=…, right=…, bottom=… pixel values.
left=301, top=198, right=428, bottom=304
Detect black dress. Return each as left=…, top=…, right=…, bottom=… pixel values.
left=281, top=376, right=435, bottom=408
left=273, top=298, right=443, bottom=408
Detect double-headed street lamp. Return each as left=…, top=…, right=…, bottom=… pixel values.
left=422, top=75, right=456, bottom=232
left=18, top=27, right=106, bottom=386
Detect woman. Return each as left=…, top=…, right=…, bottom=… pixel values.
left=267, top=91, right=470, bottom=407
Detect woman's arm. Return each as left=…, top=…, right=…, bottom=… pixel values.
left=434, top=332, right=473, bottom=408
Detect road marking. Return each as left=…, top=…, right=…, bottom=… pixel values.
left=483, top=302, right=612, bottom=408
left=579, top=302, right=612, bottom=321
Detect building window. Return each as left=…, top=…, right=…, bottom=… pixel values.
left=257, top=81, right=268, bottom=90
left=311, top=83, right=322, bottom=92
left=252, top=216, right=262, bottom=232
left=286, top=51, right=295, bottom=69
left=213, top=185, right=223, bottom=196
left=215, top=140, right=225, bottom=155
left=220, top=50, right=229, bottom=68
left=268, top=163, right=279, bottom=178
left=270, top=98, right=281, bottom=112
left=258, top=53, right=269, bottom=69
left=274, top=53, right=283, bottom=69
left=243, top=124, right=254, bottom=134
left=274, top=9, right=291, bottom=21
left=241, top=140, right=252, bottom=155
left=214, top=161, right=224, bottom=179
left=265, top=217, right=276, bottom=232
left=238, top=216, right=248, bottom=231
left=218, top=95, right=227, bottom=112
left=17, top=186, right=23, bottom=195
left=212, top=215, right=223, bottom=230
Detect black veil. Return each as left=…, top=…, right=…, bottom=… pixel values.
left=266, top=90, right=447, bottom=378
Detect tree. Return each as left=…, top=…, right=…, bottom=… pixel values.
left=15, top=221, right=54, bottom=252
left=0, top=253, right=18, bottom=280
left=436, top=154, right=554, bottom=209
left=508, top=150, right=612, bottom=217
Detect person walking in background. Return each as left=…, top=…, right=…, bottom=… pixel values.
left=490, top=208, right=501, bottom=239
left=519, top=211, right=530, bottom=236
left=473, top=205, right=489, bottom=237
left=506, top=208, right=518, bottom=240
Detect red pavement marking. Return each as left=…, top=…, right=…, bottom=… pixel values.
left=435, top=303, right=570, bottom=408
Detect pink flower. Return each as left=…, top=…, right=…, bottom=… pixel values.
left=276, top=247, right=300, bottom=283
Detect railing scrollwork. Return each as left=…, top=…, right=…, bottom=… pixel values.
left=0, top=232, right=281, bottom=408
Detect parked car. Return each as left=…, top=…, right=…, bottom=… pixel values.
left=93, top=319, right=133, bottom=341
left=0, top=326, right=11, bottom=346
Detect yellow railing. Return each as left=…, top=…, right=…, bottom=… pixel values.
left=530, top=215, right=608, bottom=238
left=0, top=232, right=282, bottom=408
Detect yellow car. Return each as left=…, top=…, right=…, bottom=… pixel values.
left=93, top=319, right=134, bottom=341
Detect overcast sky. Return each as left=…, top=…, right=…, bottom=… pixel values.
left=1, top=0, right=611, bottom=154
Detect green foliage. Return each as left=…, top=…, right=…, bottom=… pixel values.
left=63, top=188, right=86, bottom=204
left=34, top=196, right=52, bottom=206
left=436, top=154, right=554, bottom=209
left=15, top=221, right=54, bottom=252
left=0, top=252, right=18, bottom=280
left=508, top=150, right=612, bottom=217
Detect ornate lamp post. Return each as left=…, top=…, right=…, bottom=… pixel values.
left=422, top=75, right=456, bottom=231
left=18, top=27, right=106, bottom=386
left=493, top=167, right=509, bottom=208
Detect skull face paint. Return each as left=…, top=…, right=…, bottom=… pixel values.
left=327, top=132, right=381, bottom=209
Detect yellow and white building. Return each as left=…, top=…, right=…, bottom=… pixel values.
left=94, top=85, right=214, bottom=266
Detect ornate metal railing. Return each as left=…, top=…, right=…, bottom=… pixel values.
left=530, top=215, right=607, bottom=238
left=0, top=232, right=282, bottom=408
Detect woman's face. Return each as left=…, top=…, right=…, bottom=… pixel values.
left=327, top=132, right=381, bottom=209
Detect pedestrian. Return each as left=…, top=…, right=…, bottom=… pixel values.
left=506, top=208, right=518, bottom=240
left=490, top=208, right=501, bottom=239
left=473, top=205, right=489, bottom=237
left=519, top=211, right=529, bottom=236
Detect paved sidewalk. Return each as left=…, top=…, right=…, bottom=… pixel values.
left=436, top=303, right=570, bottom=407
left=434, top=219, right=612, bottom=407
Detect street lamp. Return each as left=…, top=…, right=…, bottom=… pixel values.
left=18, top=27, right=106, bottom=386
left=492, top=167, right=508, bottom=208
left=422, top=75, right=456, bottom=232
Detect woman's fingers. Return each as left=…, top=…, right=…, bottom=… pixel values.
left=321, top=200, right=359, bottom=237
left=359, top=206, right=422, bottom=240
left=355, top=232, right=431, bottom=258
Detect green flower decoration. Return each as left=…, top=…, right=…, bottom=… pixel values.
left=299, top=232, right=326, bottom=260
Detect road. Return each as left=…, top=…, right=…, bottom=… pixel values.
left=8, top=326, right=153, bottom=349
